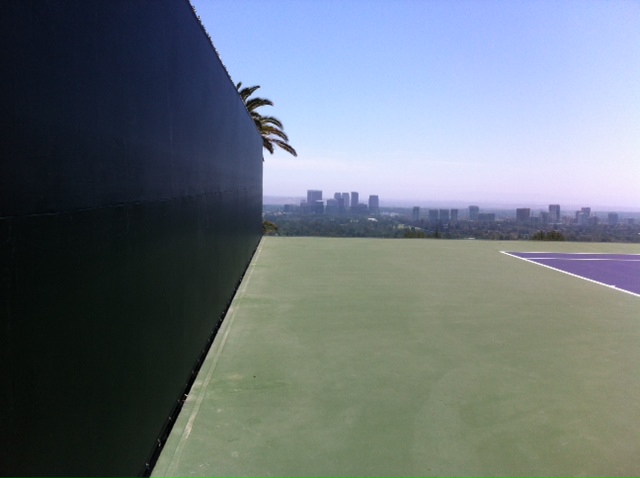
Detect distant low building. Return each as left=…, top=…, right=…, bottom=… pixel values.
left=354, top=203, right=368, bottom=214
left=478, top=213, right=495, bottom=222
left=325, top=198, right=340, bottom=215
left=312, top=200, right=324, bottom=215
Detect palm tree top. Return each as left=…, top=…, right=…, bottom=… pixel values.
left=237, top=82, right=297, bottom=158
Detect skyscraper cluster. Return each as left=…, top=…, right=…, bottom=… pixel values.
left=423, top=208, right=459, bottom=223
left=513, top=204, right=617, bottom=225
left=293, top=195, right=624, bottom=226
left=300, top=189, right=380, bottom=215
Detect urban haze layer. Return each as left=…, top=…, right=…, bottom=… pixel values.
left=262, top=190, right=640, bottom=242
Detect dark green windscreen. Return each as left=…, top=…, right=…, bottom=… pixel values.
left=0, top=1, right=262, bottom=475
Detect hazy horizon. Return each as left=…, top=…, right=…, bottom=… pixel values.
left=191, top=0, right=639, bottom=210
left=264, top=194, right=639, bottom=213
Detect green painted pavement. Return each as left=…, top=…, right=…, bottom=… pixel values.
left=152, top=237, right=640, bottom=477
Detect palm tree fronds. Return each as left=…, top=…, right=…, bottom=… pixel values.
left=259, top=115, right=284, bottom=129
left=236, top=82, right=260, bottom=102
left=246, top=97, right=274, bottom=112
left=262, top=126, right=289, bottom=142
left=262, top=138, right=275, bottom=154
left=236, top=82, right=297, bottom=158
left=270, top=139, right=298, bottom=157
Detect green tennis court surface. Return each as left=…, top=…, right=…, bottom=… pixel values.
left=152, top=237, right=640, bottom=477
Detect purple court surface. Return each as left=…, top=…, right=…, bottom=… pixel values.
left=503, top=252, right=640, bottom=297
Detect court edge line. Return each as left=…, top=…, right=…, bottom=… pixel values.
left=500, top=251, right=640, bottom=299
left=509, top=258, right=640, bottom=262
left=162, top=240, right=265, bottom=476
left=502, top=252, right=640, bottom=255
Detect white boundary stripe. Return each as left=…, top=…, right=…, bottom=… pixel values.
left=500, top=251, right=640, bottom=299
left=518, top=258, right=640, bottom=261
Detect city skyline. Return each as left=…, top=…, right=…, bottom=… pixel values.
left=192, top=0, right=639, bottom=210
left=264, top=192, right=637, bottom=214
left=272, top=191, right=639, bottom=228
left=281, top=189, right=634, bottom=220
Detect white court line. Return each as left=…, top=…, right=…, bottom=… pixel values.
left=517, top=258, right=640, bottom=261
left=500, top=251, right=640, bottom=298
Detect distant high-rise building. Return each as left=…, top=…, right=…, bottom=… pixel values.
left=450, top=209, right=459, bottom=222
left=516, top=208, right=531, bottom=222
left=469, top=205, right=479, bottom=221
left=368, top=195, right=379, bottom=215
left=304, top=190, right=324, bottom=215
left=334, top=192, right=346, bottom=213
left=549, top=204, right=560, bottom=223
left=576, top=207, right=591, bottom=225
left=307, top=189, right=322, bottom=204
left=428, top=209, right=439, bottom=222
left=341, top=192, right=350, bottom=209
left=351, top=192, right=359, bottom=210
left=439, top=209, right=450, bottom=223
left=412, top=207, right=420, bottom=221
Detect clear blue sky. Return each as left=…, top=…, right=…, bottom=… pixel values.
left=191, top=0, right=639, bottom=210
